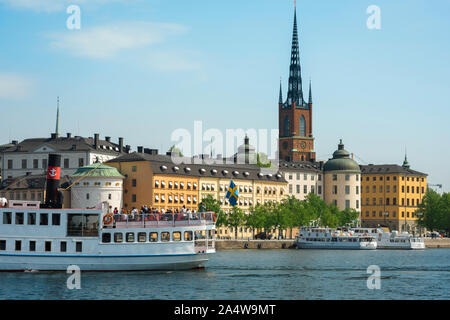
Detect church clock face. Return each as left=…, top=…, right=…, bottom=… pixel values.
left=301, top=141, right=306, bottom=149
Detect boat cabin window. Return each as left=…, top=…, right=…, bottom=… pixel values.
left=161, top=232, right=170, bottom=242
left=126, top=232, right=135, bottom=243
left=184, top=231, right=193, bottom=241
left=114, top=233, right=123, bottom=243
left=76, top=242, right=82, bottom=252
left=173, top=232, right=181, bottom=241
left=102, top=233, right=111, bottom=243
left=3, top=212, right=12, bottom=224
left=149, top=232, right=158, bottom=242
left=0, top=240, right=6, bottom=250
left=195, top=231, right=206, bottom=240
left=138, top=232, right=146, bottom=242
left=45, top=241, right=52, bottom=252
left=29, top=241, right=36, bottom=252
left=67, top=214, right=99, bottom=237
left=15, top=240, right=21, bottom=251
left=28, top=213, right=36, bottom=225
left=60, top=241, right=67, bottom=252
left=52, top=214, right=61, bottom=226
left=15, top=212, right=24, bottom=225
left=40, top=213, right=48, bottom=225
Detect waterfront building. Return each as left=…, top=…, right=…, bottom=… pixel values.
left=279, top=160, right=324, bottom=200
left=70, top=162, right=124, bottom=211
left=0, top=174, right=71, bottom=208
left=360, top=156, right=427, bottom=233
left=278, top=7, right=315, bottom=162
left=323, top=140, right=361, bottom=213
left=0, top=133, right=129, bottom=180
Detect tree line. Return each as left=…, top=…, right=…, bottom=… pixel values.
left=199, top=193, right=360, bottom=239
left=416, top=189, right=450, bottom=234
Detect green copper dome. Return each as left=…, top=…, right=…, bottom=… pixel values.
left=323, top=140, right=361, bottom=172
left=72, top=163, right=125, bottom=178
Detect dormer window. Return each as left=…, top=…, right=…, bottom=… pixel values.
left=185, top=167, right=191, bottom=173
left=211, top=169, right=217, bottom=174
left=199, top=168, right=206, bottom=174
left=232, top=171, right=239, bottom=176
left=173, top=166, right=179, bottom=171
left=161, top=165, right=167, bottom=171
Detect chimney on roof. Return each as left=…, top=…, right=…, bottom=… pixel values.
left=144, top=148, right=158, bottom=155
left=51, top=133, right=57, bottom=139
left=105, top=136, right=111, bottom=143
left=66, top=133, right=72, bottom=138
left=125, top=145, right=131, bottom=153
left=12, top=140, right=18, bottom=145
left=118, top=137, right=123, bottom=153
left=94, top=133, right=99, bottom=149
left=137, top=146, right=143, bottom=153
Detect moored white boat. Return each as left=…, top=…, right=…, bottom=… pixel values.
left=350, top=227, right=425, bottom=250
left=295, top=227, right=377, bottom=250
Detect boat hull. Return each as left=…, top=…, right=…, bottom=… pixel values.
left=0, top=253, right=209, bottom=271
left=295, top=241, right=377, bottom=250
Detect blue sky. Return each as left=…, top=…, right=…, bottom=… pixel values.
left=0, top=0, right=449, bottom=191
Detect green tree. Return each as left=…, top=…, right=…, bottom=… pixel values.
left=227, top=206, right=246, bottom=239
left=417, top=189, right=444, bottom=232
left=201, top=195, right=227, bottom=227
left=337, top=208, right=360, bottom=227
left=246, top=204, right=267, bottom=239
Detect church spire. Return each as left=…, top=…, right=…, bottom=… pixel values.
left=308, top=79, right=312, bottom=104
left=286, top=5, right=304, bottom=107
left=55, top=96, right=60, bottom=138
left=279, top=79, right=283, bottom=104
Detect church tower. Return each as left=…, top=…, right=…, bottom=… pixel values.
left=278, top=6, right=315, bottom=162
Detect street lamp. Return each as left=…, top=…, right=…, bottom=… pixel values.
left=416, top=211, right=423, bottom=236
left=382, top=211, right=389, bottom=229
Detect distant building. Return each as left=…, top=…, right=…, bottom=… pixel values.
left=323, top=140, right=361, bottom=213
left=0, top=174, right=71, bottom=208
left=360, top=156, right=427, bottom=233
left=0, top=133, right=130, bottom=180
left=279, top=160, right=324, bottom=200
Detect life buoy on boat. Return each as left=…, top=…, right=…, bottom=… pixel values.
left=103, top=213, right=114, bottom=225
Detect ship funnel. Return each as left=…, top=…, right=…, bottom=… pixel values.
left=43, top=154, right=63, bottom=208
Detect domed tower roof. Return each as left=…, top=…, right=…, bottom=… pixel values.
left=323, top=140, right=360, bottom=173
left=72, top=163, right=124, bottom=178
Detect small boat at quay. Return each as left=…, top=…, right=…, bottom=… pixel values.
left=349, top=228, right=425, bottom=250
left=295, top=227, right=377, bottom=250
left=0, top=154, right=216, bottom=271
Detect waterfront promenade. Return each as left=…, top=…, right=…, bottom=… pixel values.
left=215, top=238, right=450, bottom=249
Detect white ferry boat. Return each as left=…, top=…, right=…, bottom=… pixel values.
left=0, top=154, right=216, bottom=271
left=0, top=200, right=216, bottom=271
left=349, top=227, right=425, bottom=250
left=295, top=227, right=377, bottom=250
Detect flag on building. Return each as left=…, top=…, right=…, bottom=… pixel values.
left=225, top=180, right=239, bottom=206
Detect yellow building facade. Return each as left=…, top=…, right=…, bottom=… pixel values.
left=360, top=159, right=427, bottom=233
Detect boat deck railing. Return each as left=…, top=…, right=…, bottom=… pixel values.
left=106, top=212, right=216, bottom=229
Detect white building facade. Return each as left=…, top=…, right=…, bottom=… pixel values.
left=279, top=161, right=324, bottom=200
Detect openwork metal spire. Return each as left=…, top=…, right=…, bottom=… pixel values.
left=308, top=79, right=312, bottom=104
left=55, top=96, right=60, bottom=137
left=279, top=79, right=283, bottom=104
left=286, top=8, right=304, bottom=106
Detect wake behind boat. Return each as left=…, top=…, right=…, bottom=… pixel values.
left=295, top=226, right=377, bottom=250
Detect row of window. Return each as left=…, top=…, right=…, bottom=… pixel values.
left=6, top=158, right=85, bottom=170
left=331, top=185, right=359, bottom=195
left=153, top=180, right=197, bottom=190
left=364, top=211, right=416, bottom=219
left=2, top=212, right=60, bottom=226
left=332, top=174, right=360, bottom=181
left=362, top=185, right=424, bottom=194
left=364, top=176, right=424, bottom=182
left=287, top=173, right=322, bottom=181
left=75, top=182, right=120, bottom=187
left=101, top=231, right=199, bottom=243
left=288, top=184, right=321, bottom=195
left=331, top=199, right=360, bottom=209
left=0, top=239, right=82, bottom=253
left=364, top=197, right=421, bottom=206
left=154, top=194, right=197, bottom=204
left=0, top=192, right=42, bottom=201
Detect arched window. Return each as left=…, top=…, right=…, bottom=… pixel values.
left=283, top=116, right=290, bottom=137
left=299, top=115, right=306, bottom=137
